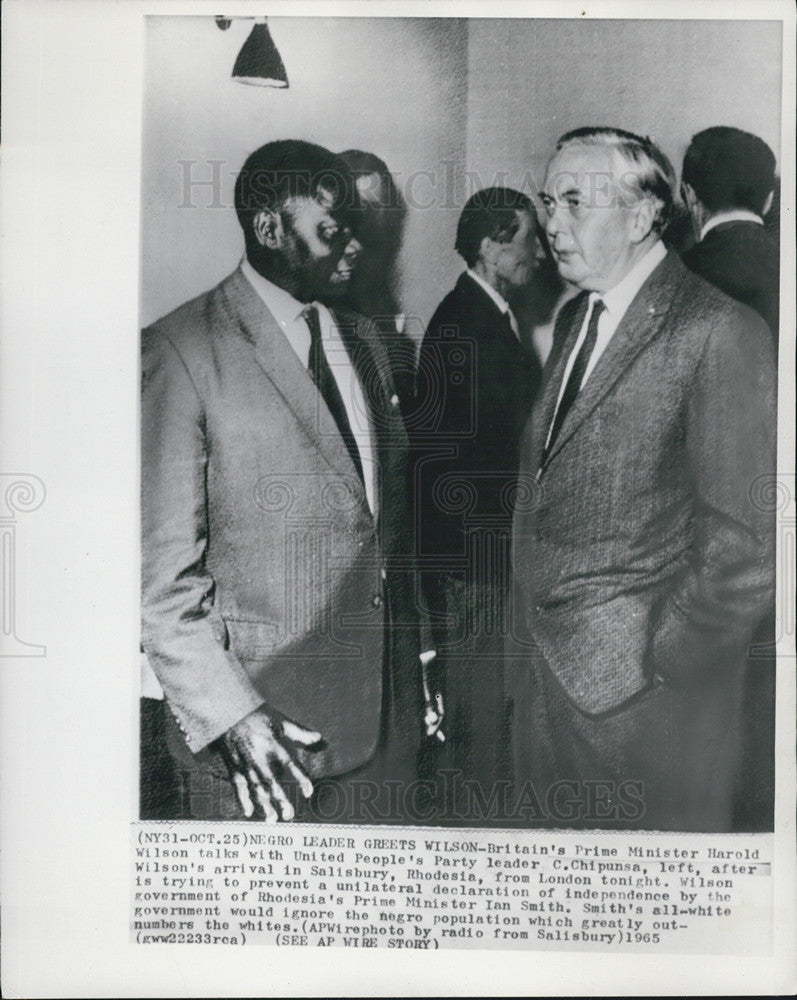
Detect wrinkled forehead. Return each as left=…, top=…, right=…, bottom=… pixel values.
left=543, top=143, right=623, bottom=198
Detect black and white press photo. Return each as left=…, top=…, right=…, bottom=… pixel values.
left=1, top=2, right=794, bottom=996
left=139, top=13, right=781, bottom=835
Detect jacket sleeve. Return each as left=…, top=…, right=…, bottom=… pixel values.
left=140, top=328, right=264, bottom=751
left=648, top=306, right=777, bottom=682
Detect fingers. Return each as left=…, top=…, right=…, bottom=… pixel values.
left=269, top=736, right=314, bottom=801
left=247, top=767, right=280, bottom=823
left=281, top=720, right=323, bottom=747
left=254, top=761, right=296, bottom=822
left=221, top=741, right=256, bottom=819
left=229, top=738, right=304, bottom=821
left=231, top=770, right=254, bottom=818
left=221, top=712, right=323, bottom=821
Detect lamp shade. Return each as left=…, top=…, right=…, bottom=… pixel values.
left=232, top=20, right=288, bottom=88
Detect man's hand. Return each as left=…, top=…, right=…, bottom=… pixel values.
left=421, top=650, right=445, bottom=742
left=218, top=707, right=323, bottom=821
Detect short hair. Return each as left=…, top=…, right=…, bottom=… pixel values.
left=338, top=149, right=392, bottom=182
left=555, top=126, right=676, bottom=235
left=455, top=188, right=534, bottom=267
left=338, top=148, right=405, bottom=218
left=682, top=126, right=776, bottom=214
left=234, top=140, right=357, bottom=254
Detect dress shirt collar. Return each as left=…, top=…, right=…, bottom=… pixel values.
left=466, top=268, right=512, bottom=315
left=241, top=257, right=307, bottom=328
left=465, top=268, right=520, bottom=338
left=600, top=239, right=667, bottom=326
left=700, top=209, right=765, bottom=242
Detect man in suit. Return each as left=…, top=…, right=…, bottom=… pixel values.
left=508, top=127, right=776, bottom=832
left=412, top=188, right=541, bottom=818
left=337, top=149, right=416, bottom=408
left=681, top=126, right=779, bottom=345
left=680, top=126, right=781, bottom=828
left=141, top=139, right=434, bottom=823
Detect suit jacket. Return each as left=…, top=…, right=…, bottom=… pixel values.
left=682, top=220, right=779, bottom=344
left=511, top=251, right=776, bottom=716
left=413, top=272, right=540, bottom=582
left=141, top=266, right=421, bottom=779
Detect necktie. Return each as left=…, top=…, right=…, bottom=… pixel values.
left=544, top=295, right=605, bottom=459
left=303, top=304, right=365, bottom=485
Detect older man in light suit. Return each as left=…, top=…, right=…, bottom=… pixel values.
left=508, top=127, right=776, bottom=832
left=142, top=140, right=435, bottom=823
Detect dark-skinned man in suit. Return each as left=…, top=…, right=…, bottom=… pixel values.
left=142, top=140, right=438, bottom=824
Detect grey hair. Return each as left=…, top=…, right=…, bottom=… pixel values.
left=556, top=126, right=676, bottom=234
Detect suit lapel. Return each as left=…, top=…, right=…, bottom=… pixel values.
left=330, top=308, right=385, bottom=519
left=220, top=268, right=370, bottom=513
left=540, top=252, right=681, bottom=471
left=331, top=307, right=408, bottom=527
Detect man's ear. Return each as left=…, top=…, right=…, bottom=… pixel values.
left=478, top=234, right=498, bottom=268
left=252, top=208, right=282, bottom=249
left=629, top=197, right=657, bottom=244
left=762, top=190, right=774, bottom=217
left=681, top=182, right=698, bottom=212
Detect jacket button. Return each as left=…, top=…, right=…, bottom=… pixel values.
left=372, top=594, right=383, bottom=609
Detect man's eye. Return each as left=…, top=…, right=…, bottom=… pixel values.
left=567, top=199, right=582, bottom=212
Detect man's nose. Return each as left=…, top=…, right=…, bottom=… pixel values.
left=545, top=208, right=562, bottom=240
left=343, top=236, right=362, bottom=262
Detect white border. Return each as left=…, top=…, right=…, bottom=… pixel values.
left=1, top=2, right=794, bottom=996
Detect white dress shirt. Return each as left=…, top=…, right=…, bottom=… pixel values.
left=545, top=240, right=667, bottom=452
left=466, top=268, right=520, bottom=339
left=242, top=258, right=377, bottom=514
left=700, top=208, right=764, bottom=242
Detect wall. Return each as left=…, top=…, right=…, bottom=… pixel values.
left=142, top=16, right=783, bottom=333
left=141, top=16, right=468, bottom=330
left=467, top=18, right=782, bottom=197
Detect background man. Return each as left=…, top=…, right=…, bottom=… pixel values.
left=681, top=125, right=780, bottom=345
left=337, top=149, right=416, bottom=407
left=141, top=139, right=431, bottom=823
left=508, top=127, right=776, bottom=832
left=680, top=125, right=781, bottom=826
left=412, top=188, right=541, bottom=816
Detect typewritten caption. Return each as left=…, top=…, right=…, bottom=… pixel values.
left=131, top=826, right=772, bottom=953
